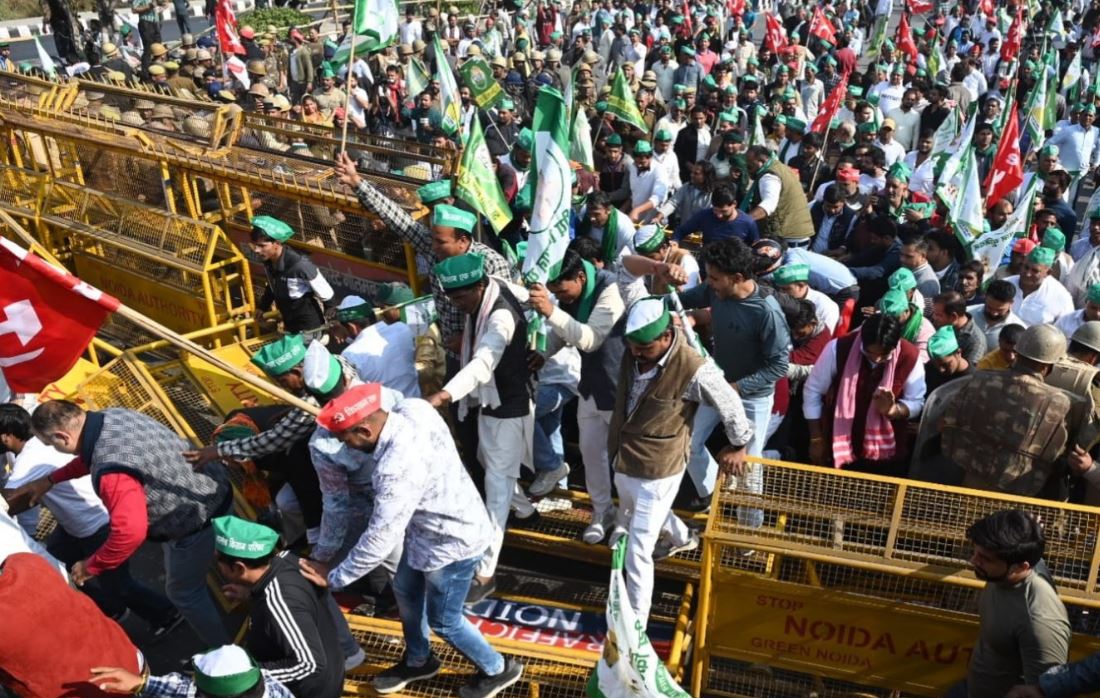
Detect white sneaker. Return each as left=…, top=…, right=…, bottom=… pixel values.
left=345, top=647, right=366, bottom=672
left=607, top=525, right=628, bottom=548
left=653, top=532, right=700, bottom=561
left=582, top=511, right=614, bottom=545
left=528, top=463, right=570, bottom=497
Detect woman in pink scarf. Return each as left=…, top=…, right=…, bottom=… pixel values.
left=802, top=312, right=927, bottom=476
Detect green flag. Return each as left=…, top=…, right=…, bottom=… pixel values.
left=970, top=178, right=1038, bottom=283
left=399, top=296, right=437, bottom=336
left=931, top=104, right=958, bottom=156
left=1024, top=58, right=1051, bottom=148
left=570, top=101, right=594, bottom=171
left=405, top=57, right=429, bottom=107
left=949, top=150, right=985, bottom=245
left=456, top=118, right=514, bottom=235
left=458, top=56, right=504, bottom=109
left=522, top=87, right=572, bottom=285
left=606, top=69, right=648, bottom=132
left=431, top=36, right=463, bottom=137
left=334, top=0, right=397, bottom=61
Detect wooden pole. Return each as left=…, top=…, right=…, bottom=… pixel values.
left=0, top=210, right=321, bottom=416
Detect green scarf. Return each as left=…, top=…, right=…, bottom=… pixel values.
left=901, top=303, right=923, bottom=343
left=576, top=260, right=599, bottom=323
left=740, top=153, right=777, bottom=211
left=600, top=207, right=621, bottom=266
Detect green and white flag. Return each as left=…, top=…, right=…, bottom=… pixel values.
left=930, top=104, right=959, bottom=156
left=34, top=37, right=56, bottom=77
left=866, top=14, right=889, bottom=59
left=405, top=57, right=430, bottom=107
left=571, top=104, right=595, bottom=171
left=398, top=295, right=437, bottom=336
left=1025, top=58, right=1053, bottom=148
left=523, top=87, right=572, bottom=285
left=458, top=56, right=503, bottom=108
left=927, top=39, right=946, bottom=81
left=586, top=538, right=690, bottom=698
left=606, top=69, right=648, bottom=133
left=334, top=0, right=398, bottom=61
left=937, top=104, right=977, bottom=191
left=1062, top=49, right=1082, bottom=95
left=970, top=178, right=1038, bottom=283
left=1047, top=9, right=1069, bottom=46
left=949, top=150, right=985, bottom=245
left=432, top=36, right=463, bottom=136
left=456, top=118, right=514, bottom=234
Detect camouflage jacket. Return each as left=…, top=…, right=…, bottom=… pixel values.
left=942, top=368, right=1072, bottom=498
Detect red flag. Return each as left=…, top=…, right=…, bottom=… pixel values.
left=808, top=7, right=837, bottom=46
left=215, top=0, right=245, bottom=56
left=1002, top=12, right=1024, bottom=60
left=896, top=12, right=918, bottom=62
left=810, top=72, right=848, bottom=133
left=727, top=0, right=745, bottom=18
left=765, top=13, right=788, bottom=53
left=907, top=0, right=934, bottom=13
left=0, top=239, right=119, bottom=393
left=979, top=0, right=995, bottom=18
left=984, top=107, right=1023, bottom=206
left=681, top=0, right=693, bottom=36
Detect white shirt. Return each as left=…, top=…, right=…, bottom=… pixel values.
left=1007, top=275, right=1076, bottom=326
left=328, top=398, right=493, bottom=586
left=803, top=337, right=927, bottom=420
left=0, top=505, right=67, bottom=580
left=870, top=81, right=905, bottom=115
left=5, top=438, right=107, bottom=539
left=498, top=153, right=530, bottom=192
left=800, top=79, right=824, bottom=122
left=757, top=172, right=782, bottom=215
left=887, top=107, right=921, bottom=152
left=874, top=138, right=907, bottom=167
left=1046, top=123, right=1100, bottom=174
left=903, top=151, right=936, bottom=197
left=1056, top=308, right=1088, bottom=339
left=341, top=321, right=421, bottom=399
left=399, top=19, right=422, bottom=46
left=806, top=288, right=840, bottom=332
left=627, top=161, right=669, bottom=220
left=652, top=149, right=681, bottom=189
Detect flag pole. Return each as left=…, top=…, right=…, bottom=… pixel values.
left=339, top=5, right=361, bottom=153
left=0, top=210, right=321, bottom=416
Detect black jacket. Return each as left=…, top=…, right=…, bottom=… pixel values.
left=810, top=201, right=857, bottom=252
left=248, top=553, right=345, bottom=698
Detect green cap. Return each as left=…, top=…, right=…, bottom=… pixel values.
left=848, top=85, right=864, bottom=97
left=432, top=204, right=477, bottom=233
left=213, top=515, right=279, bottom=559
left=624, top=296, right=671, bottom=343
left=773, top=263, right=810, bottom=286
left=302, top=339, right=342, bottom=395
left=1090, top=207, right=1100, bottom=220
left=928, top=325, right=960, bottom=359
left=434, top=252, right=485, bottom=290
left=655, top=128, right=672, bottom=141
left=633, top=140, right=652, bottom=155
left=1028, top=246, right=1056, bottom=266
left=878, top=289, right=910, bottom=317
left=336, top=294, right=374, bottom=323
left=499, top=98, right=515, bottom=110
left=888, top=267, right=917, bottom=293
left=516, top=127, right=534, bottom=151
left=785, top=118, right=806, bottom=132
left=1085, top=103, right=1098, bottom=115
left=417, top=180, right=452, bottom=204
left=1088, top=284, right=1100, bottom=305
left=375, top=282, right=416, bottom=307
left=1040, top=144, right=1060, bottom=158
left=718, top=110, right=737, bottom=123
left=595, top=100, right=608, bottom=112
left=321, top=64, right=336, bottom=79
left=857, top=121, right=877, bottom=133
left=214, top=424, right=256, bottom=442
left=680, top=46, right=695, bottom=57
left=251, top=215, right=294, bottom=242
left=1041, top=228, right=1066, bottom=252
left=250, top=335, right=307, bottom=376
left=673, top=98, right=687, bottom=109
left=606, top=133, right=622, bottom=146
left=887, top=161, right=912, bottom=182
left=192, top=646, right=262, bottom=697
left=892, top=63, right=905, bottom=75
left=633, top=224, right=666, bottom=254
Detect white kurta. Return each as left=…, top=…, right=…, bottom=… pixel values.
left=1007, top=275, right=1076, bottom=327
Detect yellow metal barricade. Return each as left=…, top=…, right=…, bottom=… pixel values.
left=693, top=457, right=1100, bottom=697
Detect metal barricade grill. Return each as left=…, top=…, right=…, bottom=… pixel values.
left=706, top=656, right=920, bottom=698
left=343, top=615, right=594, bottom=698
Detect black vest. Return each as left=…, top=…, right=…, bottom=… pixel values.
left=264, top=247, right=327, bottom=333
left=561, top=270, right=625, bottom=411
left=481, top=283, right=534, bottom=419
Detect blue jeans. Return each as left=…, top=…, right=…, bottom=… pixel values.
left=533, top=383, right=574, bottom=473
left=685, top=393, right=773, bottom=527
left=393, top=554, right=504, bottom=676
left=163, top=524, right=230, bottom=647
left=48, top=523, right=176, bottom=624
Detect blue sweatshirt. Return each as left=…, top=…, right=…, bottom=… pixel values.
left=678, top=283, right=790, bottom=398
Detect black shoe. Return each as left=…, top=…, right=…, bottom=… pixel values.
left=465, top=576, right=496, bottom=605
left=372, top=654, right=442, bottom=694
left=458, top=657, right=525, bottom=698
left=680, top=493, right=711, bottom=513
left=148, top=611, right=185, bottom=642
left=507, top=509, right=542, bottom=530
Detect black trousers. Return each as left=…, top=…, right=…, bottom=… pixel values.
left=138, top=19, right=161, bottom=73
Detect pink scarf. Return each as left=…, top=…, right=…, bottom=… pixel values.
left=831, top=331, right=900, bottom=468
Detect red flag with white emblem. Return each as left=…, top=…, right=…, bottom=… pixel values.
left=809, top=7, right=837, bottom=46
left=215, top=0, right=246, bottom=56
left=907, top=0, right=934, bottom=13
left=810, top=72, right=848, bottom=133
left=765, top=13, right=788, bottom=53
left=896, top=12, right=919, bottom=62
left=984, top=106, right=1023, bottom=206
left=1002, top=12, right=1024, bottom=60
left=0, top=239, right=119, bottom=393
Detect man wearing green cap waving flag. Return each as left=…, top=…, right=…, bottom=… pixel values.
left=249, top=216, right=336, bottom=340
left=609, top=296, right=751, bottom=628
left=424, top=253, right=537, bottom=604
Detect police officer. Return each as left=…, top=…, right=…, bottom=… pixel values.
left=941, top=324, right=1083, bottom=500
left=1047, top=321, right=1100, bottom=504
left=250, top=216, right=336, bottom=341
